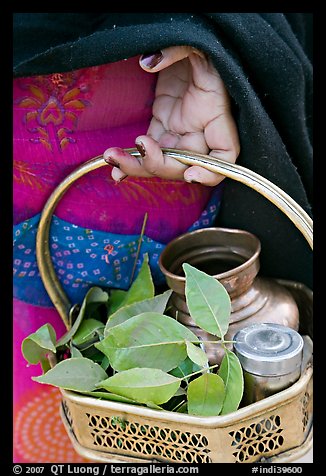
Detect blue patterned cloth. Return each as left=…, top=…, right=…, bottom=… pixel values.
left=13, top=186, right=223, bottom=307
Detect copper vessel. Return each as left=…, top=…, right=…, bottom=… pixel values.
left=158, top=227, right=300, bottom=364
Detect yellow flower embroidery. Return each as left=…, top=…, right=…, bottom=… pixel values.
left=13, top=160, right=45, bottom=190
left=16, top=73, right=91, bottom=152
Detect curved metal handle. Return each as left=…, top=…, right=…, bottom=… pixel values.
left=36, top=148, right=313, bottom=330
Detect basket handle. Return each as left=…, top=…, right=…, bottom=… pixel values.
left=36, top=148, right=313, bottom=330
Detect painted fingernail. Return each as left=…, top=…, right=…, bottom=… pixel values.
left=105, top=156, right=120, bottom=168
left=185, top=175, right=201, bottom=184
left=140, top=51, right=163, bottom=69
left=113, top=174, right=128, bottom=185
left=116, top=174, right=128, bottom=184
left=135, top=141, right=146, bottom=158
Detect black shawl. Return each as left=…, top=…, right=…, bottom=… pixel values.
left=13, top=13, right=313, bottom=288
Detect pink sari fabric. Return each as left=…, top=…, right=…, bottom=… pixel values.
left=13, top=56, right=212, bottom=241
left=13, top=56, right=215, bottom=462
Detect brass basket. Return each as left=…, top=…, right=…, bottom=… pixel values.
left=36, top=149, right=313, bottom=463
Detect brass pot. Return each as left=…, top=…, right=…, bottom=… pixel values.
left=158, top=227, right=300, bottom=364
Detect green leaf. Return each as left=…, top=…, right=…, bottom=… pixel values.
left=77, top=390, right=163, bottom=410
left=174, top=387, right=187, bottom=396
left=70, top=345, right=83, bottom=358
left=109, top=289, right=128, bottom=315
left=22, top=324, right=57, bottom=365
left=176, top=402, right=188, bottom=413
left=218, top=350, right=244, bottom=415
left=185, top=340, right=209, bottom=367
left=183, top=263, right=231, bottom=338
left=40, top=356, right=51, bottom=373
left=96, top=312, right=198, bottom=372
left=100, top=355, right=111, bottom=371
left=187, top=373, right=225, bottom=416
left=108, top=254, right=155, bottom=315
left=169, top=357, right=201, bottom=380
left=82, top=345, right=106, bottom=364
left=127, top=253, right=155, bottom=301
left=105, top=290, right=172, bottom=335
left=57, top=287, right=109, bottom=347
left=96, top=368, right=180, bottom=405
left=72, top=318, right=105, bottom=347
left=32, top=357, right=108, bottom=392
left=75, top=390, right=140, bottom=404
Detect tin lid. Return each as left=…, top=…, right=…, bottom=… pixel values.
left=233, top=323, right=304, bottom=376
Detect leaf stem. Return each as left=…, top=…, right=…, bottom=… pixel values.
left=129, top=212, right=148, bottom=285
left=170, top=399, right=187, bottom=412
left=178, top=364, right=219, bottom=382
left=110, top=338, right=234, bottom=350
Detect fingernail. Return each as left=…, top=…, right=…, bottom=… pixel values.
left=116, top=175, right=128, bottom=184
left=140, top=51, right=163, bottom=69
left=185, top=176, right=201, bottom=184
left=135, top=141, right=146, bottom=157
left=105, top=156, right=120, bottom=169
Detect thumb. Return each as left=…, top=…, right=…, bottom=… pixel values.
left=139, top=46, right=205, bottom=72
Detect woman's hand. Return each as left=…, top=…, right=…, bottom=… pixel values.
left=104, top=46, right=240, bottom=186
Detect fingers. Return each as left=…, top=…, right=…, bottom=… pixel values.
left=111, top=167, right=128, bottom=183
left=104, top=141, right=230, bottom=187
left=205, top=110, right=240, bottom=164
left=183, top=165, right=225, bottom=186
left=103, top=137, right=188, bottom=182
left=103, top=147, right=145, bottom=180
left=181, top=113, right=239, bottom=186
left=178, top=116, right=239, bottom=186
left=139, top=46, right=204, bottom=72
left=136, top=135, right=188, bottom=179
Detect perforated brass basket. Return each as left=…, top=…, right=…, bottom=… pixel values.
left=36, top=149, right=313, bottom=463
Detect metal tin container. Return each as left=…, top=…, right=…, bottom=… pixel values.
left=234, top=323, right=304, bottom=405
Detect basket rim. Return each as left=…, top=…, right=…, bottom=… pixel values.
left=60, top=363, right=312, bottom=428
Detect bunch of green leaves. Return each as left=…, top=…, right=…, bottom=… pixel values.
left=22, top=255, right=243, bottom=416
